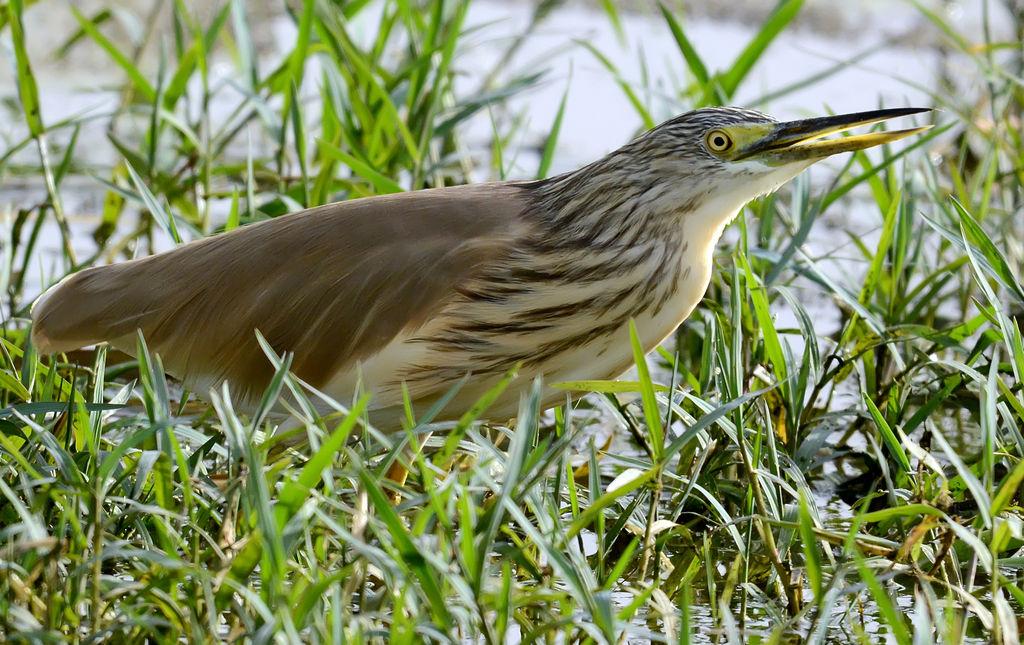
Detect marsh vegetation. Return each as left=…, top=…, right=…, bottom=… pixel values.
left=1, top=0, right=1023, bottom=642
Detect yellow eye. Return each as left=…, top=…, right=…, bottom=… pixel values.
left=705, top=130, right=732, bottom=152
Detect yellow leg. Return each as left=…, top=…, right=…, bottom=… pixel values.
left=384, top=431, right=432, bottom=502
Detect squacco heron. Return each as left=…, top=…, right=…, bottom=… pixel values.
left=31, top=107, right=930, bottom=432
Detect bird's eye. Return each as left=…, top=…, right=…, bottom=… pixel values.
left=705, top=130, right=732, bottom=153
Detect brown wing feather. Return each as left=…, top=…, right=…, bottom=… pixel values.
left=31, top=183, right=532, bottom=402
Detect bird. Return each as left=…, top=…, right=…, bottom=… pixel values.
left=31, top=106, right=930, bottom=433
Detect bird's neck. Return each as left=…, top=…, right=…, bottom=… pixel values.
left=522, top=160, right=742, bottom=258
left=521, top=164, right=749, bottom=336
left=523, top=165, right=677, bottom=249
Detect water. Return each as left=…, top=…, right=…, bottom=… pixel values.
left=460, top=0, right=939, bottom=174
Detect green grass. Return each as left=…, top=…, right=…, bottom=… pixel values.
left=2, top=0, right=1024, bottom=642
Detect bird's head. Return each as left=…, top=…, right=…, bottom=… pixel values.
left=632, top=106, right=931, bottom=227
left=527, top=105, right=931, bottom=249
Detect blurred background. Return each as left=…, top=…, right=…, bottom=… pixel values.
left=2, top=1, right=1024, bottom=642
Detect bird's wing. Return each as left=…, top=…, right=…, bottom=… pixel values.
left=31, top=183, right=533, bottom=403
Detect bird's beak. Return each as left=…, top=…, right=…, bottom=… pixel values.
left=734, top=107, right=932, bottom=165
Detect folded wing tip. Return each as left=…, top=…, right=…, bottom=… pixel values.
left=29, top=276, right=87, bottom=355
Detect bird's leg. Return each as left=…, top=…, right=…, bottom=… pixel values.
left=384, top=430, right=433, bottom=503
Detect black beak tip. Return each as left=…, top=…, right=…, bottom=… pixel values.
left=889, top=106, right=934, bottom=117
left=841, top=106, right=933, bottom=121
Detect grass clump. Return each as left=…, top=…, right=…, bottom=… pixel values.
left=2, top=0, right=1024, bottom=643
